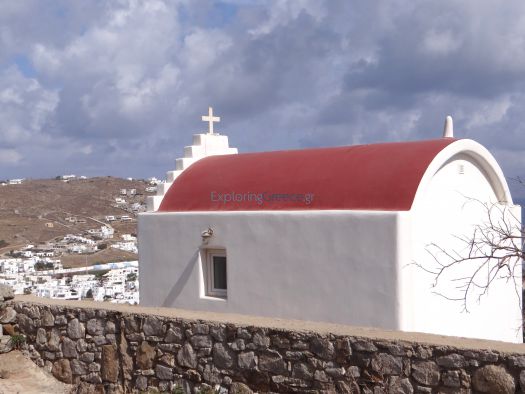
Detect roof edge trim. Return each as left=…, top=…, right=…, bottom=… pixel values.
left=411, top=139, right=513, bottom=211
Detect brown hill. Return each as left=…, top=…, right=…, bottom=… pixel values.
left=0, top=176, right=149, bottom=252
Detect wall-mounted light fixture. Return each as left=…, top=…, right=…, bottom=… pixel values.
left=201, top=227, right=214, bottom=244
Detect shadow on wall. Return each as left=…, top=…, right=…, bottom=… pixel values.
left=161, top=250, right=199, bottom=307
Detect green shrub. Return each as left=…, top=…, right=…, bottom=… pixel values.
left=9, top=334, right=26, bottom=349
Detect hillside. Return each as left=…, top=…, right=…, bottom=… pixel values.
left=0, top=177, right=151, bottom=265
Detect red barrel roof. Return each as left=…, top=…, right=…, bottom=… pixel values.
left=158, top=138, right=456, bottom=212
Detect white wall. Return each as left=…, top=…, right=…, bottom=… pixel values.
left=139, top=211, right=403, bottom=329
left=139, top=139, right=522, bottom=343
left=405, top=148, right=522, bottom=343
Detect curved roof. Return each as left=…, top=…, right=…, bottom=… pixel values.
left=158, top=138, right=457, bottom=212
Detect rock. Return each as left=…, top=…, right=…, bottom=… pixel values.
left=464, top=350, right=499, bottom=363
left=411, top=361, right=440, bottom=386
left=292, top=362, right=314, bottom=380
left=210, top=325, right=226, bottom=341
left=86, top=319, right=105, bottom=336
left=259, top=349, right=286, bottom=374
left=0, top=337, right=12, bottom=353
left=230, top=338, right=245, bottom=351
left=326, top=366, right=346, bottom=378
left=252, top=332, right=270, bottom=348
left=160, top=353, right=176, bottom=367
left=84, top=372, right=102, bottom=384
left=17, top=313, right=35, bottom=335
left=137, top=341, right=156, bottom=369
left=347, top=366, right=360, bottom=378
left=67, top=318, right=85, bottom=339
left=54, top=315, right=67, bottom=325
left=52, top=359, right=72, bottom=384
left=193, top=323, right=209, bottom=335
left=230, top=382, right=253, bottom=394
left=155, top=364, right=173, bottom=380
left=371, top=353, right=402, bottom=375
left=101, top=344, right=118, bottom=383
left=62, top=337, right=78, bottom=358
left=442, top=370, right=461, bottom=387
left=314, top=370, right=329, bottom=382
left=47, top=328, right=61, bottom=351
left=213, top=343, right=234, bottom=369
left=119, top=330, right=134, bottom=381
left=92, top=335, right=106, bottom=346
left=165, top=327, right=184, bottom=343
left=76, top=381, right=104, bottom=394
left=191, top=335, right=212, bottom=348
left=2, top=324, right=16, bottom=336
left=81, top=352, right=95, bottom=363
left=143, top=317, right=165, bottom=336
left=43, top=351, right=56, bottom=361
left=238, top=351, right=257, bottom=370
left=24, top=306, right=40, bottom=319
left=472, top=365, right=515, bottom=394
left=353, top=340, right=378, bottom=352
left=203, top=364, right=221, bottom=385
left=36, top=327, right=47, bottom=345
left=105, top=321, right=116, bottom=334
left=508, top=356, right=525, bottom=368
left=136, top=375, right=148, bottom=391
left=41, top=310, right=54, bottom=327
left=76, top=338, right=88, bottom=352
left=310, top=337, right=335, bottom=360
left=414, top=346, right=433, bottom=359
left=336, top=381, right=360, bottom=394
left=436, top=353, right=466, bottom=369
left=335, top=337, right=352, bottom=362
left=177, top=343, right=197, bottom=369
left=388, top=376, right=414, bottom=394
left=271, top=335, right=290, bottom=349
left=71, top=359, right=88, bottom=375
left=0, top=284, right=14, bottom=301
left=184, top=369, right=201, bottom=382
left=0, top=307, right=16, bottom=323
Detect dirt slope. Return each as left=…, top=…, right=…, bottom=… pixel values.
left=0, top=177, right=147, bottom=246
left=0, top=350, right=72, bottom=394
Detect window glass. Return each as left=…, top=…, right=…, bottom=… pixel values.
left=212, top=255, right=227, bottom=290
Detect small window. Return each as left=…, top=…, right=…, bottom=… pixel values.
left=205, top=249, right=227, bottom=298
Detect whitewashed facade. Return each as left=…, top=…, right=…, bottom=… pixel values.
left=139, top=114, right=522, bottom=343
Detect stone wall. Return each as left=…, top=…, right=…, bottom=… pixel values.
left=3, top=300, right=525, bottom=393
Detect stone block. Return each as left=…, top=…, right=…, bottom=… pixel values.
left=101, top=344, right=119, bottom=383
left=67, top=318, right=85, bottom=339
left=177, top=343, right=197, bottom=369
left=412, top=361, right=440, bottom=386
left=52, top=359, right=72, bottom=384
left=472, top=365, right=515, bottom=394
left=137, top=341, right=156, bottom=370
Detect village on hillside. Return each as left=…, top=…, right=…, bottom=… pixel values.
left=0, top=175, right=163, bottom=304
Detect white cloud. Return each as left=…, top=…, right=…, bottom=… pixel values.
left=422, top=30, right=461, bottom=56
left=0, top=149, right=22, bottom=165
left=0, top=0, right=524, bottom=182
left=0, top=67, right=58, bottom=145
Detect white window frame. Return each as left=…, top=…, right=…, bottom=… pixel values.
left=205, top=249, right=227, bottom=298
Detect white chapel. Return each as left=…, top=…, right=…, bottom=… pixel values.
left=139, top=110, right=522, bottom=343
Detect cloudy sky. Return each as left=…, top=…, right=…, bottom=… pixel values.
left=1, top=0, right=525, bottom=197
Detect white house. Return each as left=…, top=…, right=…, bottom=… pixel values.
left=139, top=112, right=522, bottom=343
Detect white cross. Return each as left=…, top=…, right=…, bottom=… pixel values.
left=202, top=106, right=220, bottom=135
